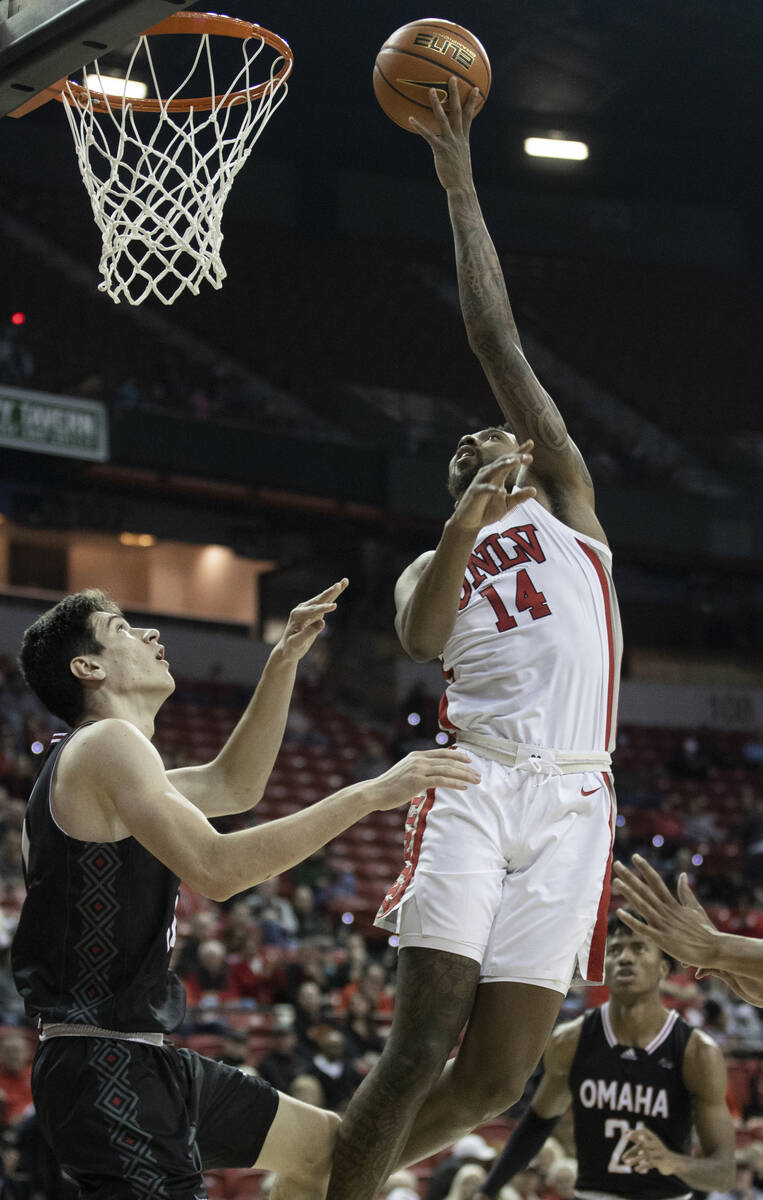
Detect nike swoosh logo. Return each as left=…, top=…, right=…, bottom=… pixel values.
left=580, top=786, right=601, bottom=796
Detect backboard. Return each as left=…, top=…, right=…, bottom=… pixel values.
left=0, top=0, right=196, bottom=117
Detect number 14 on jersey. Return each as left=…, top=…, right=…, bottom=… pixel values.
left=480, top=568, right=552, bottom=632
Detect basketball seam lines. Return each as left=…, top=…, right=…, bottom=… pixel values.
left=383, top=25, right=491, bottom=80
left=374, top=56, right=487, bottom=109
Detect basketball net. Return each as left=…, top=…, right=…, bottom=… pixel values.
left=61, top=20, right=292, bottom=306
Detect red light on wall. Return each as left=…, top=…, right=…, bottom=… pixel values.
left=10, top=312, right=25, bottom=326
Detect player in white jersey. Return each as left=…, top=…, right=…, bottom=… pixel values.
left=327, top=80, right=623, bottom=1200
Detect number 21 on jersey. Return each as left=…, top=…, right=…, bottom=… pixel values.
left=606, top=1119, right=646, bottom=1173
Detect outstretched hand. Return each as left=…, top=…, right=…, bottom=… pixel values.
left=613, top=855, right=718, bottom=968
left=409, top=76, right=480, bottom=190
left=451, top=443, right=535, bottom=533
left=276, top=578, right=348, bottom=663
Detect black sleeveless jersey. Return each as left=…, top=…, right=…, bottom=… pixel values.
left=11, top=729, right=186, bottom=1033
left=569, top=1003, right=694, bottom=1200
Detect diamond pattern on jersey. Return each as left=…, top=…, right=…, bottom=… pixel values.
left=89, top=1040, right=169, bottom=1198
left=69, top=844, right=122, bottom=1022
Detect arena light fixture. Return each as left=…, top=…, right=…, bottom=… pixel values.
left=120, top=531, right=156, bottom=547
left=524, top=135, right=589, bottom=161
left=85, top=74, right=148, bottom=101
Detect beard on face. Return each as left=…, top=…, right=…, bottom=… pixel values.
left=448, top=460, right=482, bottom=501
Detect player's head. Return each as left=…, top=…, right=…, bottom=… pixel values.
left=19, top=588, right=173, bottom=726
left=447, top=423, right=520, bottom=501
left=604, top=911, right=677, bottom=998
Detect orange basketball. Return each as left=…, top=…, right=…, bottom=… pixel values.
left=373, top=18, right=491, bottom=134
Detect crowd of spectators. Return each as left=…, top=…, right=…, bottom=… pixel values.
left=0, top=654, right=761, bottom=1196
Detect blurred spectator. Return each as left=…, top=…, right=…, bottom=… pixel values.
left=380, top=1169, right=419, bottom=1199
left=221, top=899, right=258, bottom=955
left=510, top=1166, right=543, bottom=1200
left=256, top=1027, right=310, bottom=1094
left=228, top=927, right=273, bottom=1005
left=292, top=850, right=337, bottom=902
left=181, top=939, right=237, bottom=1009
left=443, top=1163, right=488, bottom=1200
left=293, top=981, right=332, bottom=1057
left=216, top=1029, right=256, bottom=1076
left=0, top=1033, right=32, bottom=1127
left=544, top=1159, right=578, bottom=1200
left=342, top=991, right=383, bottom=1063
left=339, top=962, right=394, bottom=1016
left=289, top=1073, right=325, bottom=1107
left=247, top=877, right=298, bottom=944
left=683, top=795, right=721, bottom=843
left=175, top=911, right=220, bottom=977
left=310, top=1030, right=361, bottom=1112
left=331, top=931, right=371, bottom=990
left=276, top=940, right=330, bottom=1005
left=530, top=1137, right=563, bottom=1181
left=292, top=884, right=333, bottom=940
left=426, top=1134, right=496, bottom=1200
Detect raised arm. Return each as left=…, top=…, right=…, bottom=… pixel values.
left=395, top=451, right=535, bottom=661
left=411, top=79, right=600, bottom=524
left=168, top=580, right=347, bottom=818
left=481, top=1018, right=580, bottom=1197
left=614, top=855, right=763, bottom=1006
left=622, top=1030, right=735, bottom=1193
left=76, top=718, right=481, bottom=902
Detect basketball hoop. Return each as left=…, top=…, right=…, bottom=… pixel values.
left=58, top=12, right=294, bottom=305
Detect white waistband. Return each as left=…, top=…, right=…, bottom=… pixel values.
left=40, top=1022, right=164, bottom=1047
left=456, top=731, right=612, bottom=775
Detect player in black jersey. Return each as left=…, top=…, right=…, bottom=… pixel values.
left=479, top=914, right=734, bottom=1200
left=12, top=586, right=480, bottom=1200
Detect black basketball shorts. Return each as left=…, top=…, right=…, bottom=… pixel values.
left=31, top=1036, right=280, bottom=1199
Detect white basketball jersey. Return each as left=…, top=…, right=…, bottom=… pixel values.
left=439, top=497, right=622, bottom=754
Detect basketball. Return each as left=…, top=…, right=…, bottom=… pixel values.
left=373, top=18, right=491, bottom=134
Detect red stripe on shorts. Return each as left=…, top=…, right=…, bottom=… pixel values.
left=575, top=538, right=616, bottom=750
left=586, top=774, right=615, bottom=983
left=377, top=787, right=436, bottom=919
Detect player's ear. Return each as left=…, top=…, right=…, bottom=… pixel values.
left=70, top=656, right=105, bottom=684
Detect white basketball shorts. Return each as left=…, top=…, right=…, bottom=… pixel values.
left=375, top=749, right=615, bottom=995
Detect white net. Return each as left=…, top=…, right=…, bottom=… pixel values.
left=62, top=25, right=291, bottom=306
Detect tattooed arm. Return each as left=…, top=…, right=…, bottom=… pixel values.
left=411, top=79, right=603, bottom=538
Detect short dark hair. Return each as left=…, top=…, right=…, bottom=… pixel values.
left=607, top=910, right=678, bottom=976
left=18, top=589, right=121, bottom=727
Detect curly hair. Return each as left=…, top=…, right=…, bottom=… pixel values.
left=18, top=589, right=121, bottom=727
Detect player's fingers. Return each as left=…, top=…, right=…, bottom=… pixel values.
left=676, top=872, right=707, bottom=914
left=613, top=861, right=671, bottom=920
left=464, top=84, right=481, bottom=121
left=615, top=907, right=653, bottom=935
left=631, top=854, right=677, bottom=904
left=408, top=114, right=437, bottom=141
left=446, top=76, right=466, bottom=133
left=613, top=861, right=662, bottom=903
left=299, top=578, right=348, bottom=607
left=428, top=85, right=451, bottom=132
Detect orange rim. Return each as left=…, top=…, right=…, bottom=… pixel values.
left=59, top=11, right=293, bottom=114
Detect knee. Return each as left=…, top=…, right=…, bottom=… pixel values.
left=381, top=1032, right=452, bottom=1092
left=457, top=1069, right=528, bottom=1125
